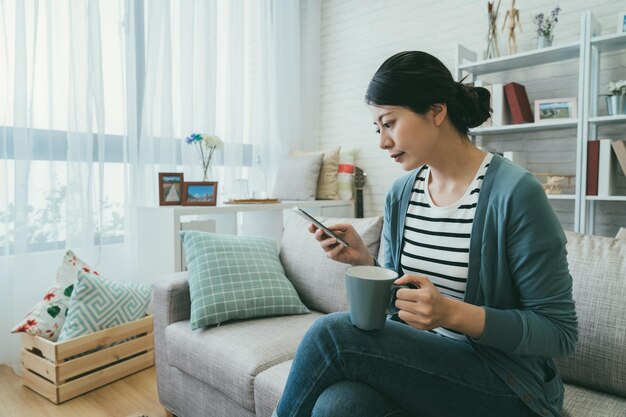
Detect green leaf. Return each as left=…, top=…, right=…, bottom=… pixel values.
left=64, top=284, right=74, bottom=297
left=47, top=306, right=61, bottom=318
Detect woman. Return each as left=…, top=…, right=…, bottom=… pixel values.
left=273, top=51, right=577, bottom=417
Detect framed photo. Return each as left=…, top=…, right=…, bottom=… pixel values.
left=158, top=172, right=184, bottom=206
left=534, top=98, right=577, bottom=122
left=182, top=181, right=218, bottom=206
left=618, top=11, right=626, bottom=33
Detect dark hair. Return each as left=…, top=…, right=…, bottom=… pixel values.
left=365, top=51, right=491, bottom=134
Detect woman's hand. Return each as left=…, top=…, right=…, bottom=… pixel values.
left=393, top=274, right=485, bottom=338
left=308, top=223, right=374, bottom=266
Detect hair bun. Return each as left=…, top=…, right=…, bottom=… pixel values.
left=455, top=83, right=492, bottom=128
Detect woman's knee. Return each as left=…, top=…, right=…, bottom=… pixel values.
left=311, top=381, right=404, bottom=417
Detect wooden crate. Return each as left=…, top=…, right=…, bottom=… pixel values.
left=21, top=314, right=155, bottom=404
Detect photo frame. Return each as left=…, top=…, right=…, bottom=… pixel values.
left=618, top=11, right=626, bottom=33
left=182, top=181, right=218, bottom=206
left=534, top=98, right=577, bottom=122
left=158, top=172, right=184, bottom=206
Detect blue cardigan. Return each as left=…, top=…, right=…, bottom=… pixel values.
left=382, top=154, right=578, bottom=417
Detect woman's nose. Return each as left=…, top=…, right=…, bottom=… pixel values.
left=379, top=132, right=392, bottom=150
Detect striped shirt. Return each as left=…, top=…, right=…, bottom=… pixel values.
left=400, top=153, right=493, bottom=340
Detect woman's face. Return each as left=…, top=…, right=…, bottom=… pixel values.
left=370, top=105, right=440, bottom=171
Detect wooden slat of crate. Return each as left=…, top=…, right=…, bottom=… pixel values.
left=57, top=333, right=154, bottom=382
left=56, top=315, right=153, bottom=361
left=58, top=350, right=155, bottom=403
left=22, top=368, right=58, bottom=403
left=21, top=349, right=57, bottom=382
left=21, top=332, right=56, bottom=361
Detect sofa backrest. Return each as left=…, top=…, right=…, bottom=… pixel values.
left=280, top=215, right=383, bottom=313
left=555, top=231, right=626, bottom=398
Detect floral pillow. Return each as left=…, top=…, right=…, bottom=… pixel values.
left=11, top=250, right=100, bottom=341
left=11, top=283, right=74, bottom=340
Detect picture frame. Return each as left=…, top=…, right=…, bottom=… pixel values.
left=618, top=11, right=626, bottom=33
left=534, top=98, right=577, bottom=122
left=182, top=181, right=218, bottom=206
left=158, top=172, right=184, bottom=206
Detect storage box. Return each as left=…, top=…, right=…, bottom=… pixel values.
left=21, top=314, right=154, bottom=404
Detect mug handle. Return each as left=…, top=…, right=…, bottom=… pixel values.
left=386, top=283, right=418, bottom=315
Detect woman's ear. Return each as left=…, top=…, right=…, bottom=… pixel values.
left=430, top=103, right=447, bottom=127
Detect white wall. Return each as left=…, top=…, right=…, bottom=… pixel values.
left=316, top=0, right=626, bottom=236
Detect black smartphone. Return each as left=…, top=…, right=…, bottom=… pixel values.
left=293, top=207, right=349, bottom=247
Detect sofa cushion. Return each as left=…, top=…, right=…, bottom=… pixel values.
left=165, top=312, right=324, bottom=411
left=555, top=232, right=626, bottom=397
left=180, top=231, right=310, bottom=329
left=562, top=383, right=626, bottom=417
left=272, top=154, right=323, bottom=201
left=254, top=360, right=292, bottom=417
left=280, top=215, right=384, bottom=313
left=293, top=147, right=340, bottom=200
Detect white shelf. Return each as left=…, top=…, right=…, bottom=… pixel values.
left=547, top=194, right=576, bottom=200
left=591, top=32, right=626, bottom=53
left=585, top=195, right=626, bottom=202
left=469, top=119, right=578, bottom=136
left=458, top=41, right=580, bottom=76
left=588, top=114, right=626, bottom=125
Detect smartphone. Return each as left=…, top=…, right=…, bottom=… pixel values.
left=292, top=207, right=349, bottom=247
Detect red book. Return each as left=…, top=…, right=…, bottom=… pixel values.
left=503, top=82, right=534, bottom=124
left=586, top=140, right=599, bottom=196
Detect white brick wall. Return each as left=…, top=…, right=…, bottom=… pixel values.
left=316, top=0, right=626, bottom=235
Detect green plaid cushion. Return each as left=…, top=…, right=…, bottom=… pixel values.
left=180, top=231, right=309, bottom=329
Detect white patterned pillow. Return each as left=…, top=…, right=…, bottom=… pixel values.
left=11, top=250, right=99, bottom=341
left=58, top=271, right=151, bottom=341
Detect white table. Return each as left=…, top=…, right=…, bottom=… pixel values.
left=136, top=200, right=354, bottom=280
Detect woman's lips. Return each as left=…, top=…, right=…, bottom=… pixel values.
left=391, top=152, right=404, bottom=162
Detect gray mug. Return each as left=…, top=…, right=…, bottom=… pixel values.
left=344, top=265, right=400, bottom=330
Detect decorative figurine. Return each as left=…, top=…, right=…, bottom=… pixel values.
left=501, top=0, right=522, bottom=55
left=543, top=176, right=565, bottom=194
left=484, top=1, right=501, bottom=59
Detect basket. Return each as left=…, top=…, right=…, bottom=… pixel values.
left=21, top=314, right=155, bottom=404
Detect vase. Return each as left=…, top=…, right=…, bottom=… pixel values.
left=537, top=34, right=554, bottom=49
left=606, top=95, right=626, bottom=116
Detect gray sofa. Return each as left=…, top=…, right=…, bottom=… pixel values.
left=152, top=215, right=626, bottom=417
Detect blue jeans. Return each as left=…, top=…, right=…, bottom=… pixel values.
left=274, top=312, right=535, bottom=417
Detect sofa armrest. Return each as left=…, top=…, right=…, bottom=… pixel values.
left=152, top=271, right=191, bottom=337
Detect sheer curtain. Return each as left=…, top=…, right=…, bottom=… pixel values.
left=0, top=0, right=317, bottom=369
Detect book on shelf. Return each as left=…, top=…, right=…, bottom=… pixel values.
left=611, top=140, right=626, bottom=177
left=490, top=83, right=510, bottom=128
left=503, top=82, right=534, bottom=124
left=586, top=140, right=599, bottom=196
left=598, top=139, right=616, bottom=196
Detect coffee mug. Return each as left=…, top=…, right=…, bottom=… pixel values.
left=344, top=265, right=401, bottom=331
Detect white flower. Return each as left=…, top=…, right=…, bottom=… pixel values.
left=200, top=134, right=223, bottom=148
left=607, top=80, right=626, bottom=96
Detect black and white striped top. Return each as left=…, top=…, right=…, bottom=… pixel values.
left=400, top=153, right=492, bottom=341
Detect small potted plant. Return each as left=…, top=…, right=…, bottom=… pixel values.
left=185, top=133, right=223, bottom=181
left=534, top=6, right=561, bottom=48
left=606, top=80, right=626, bottom=116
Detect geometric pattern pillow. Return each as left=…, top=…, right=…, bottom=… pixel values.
left=57, top=271, right=151, bottom=341
left=11, top=250, right=98, bottom=341
left=180, top=231, right=310, bottom=330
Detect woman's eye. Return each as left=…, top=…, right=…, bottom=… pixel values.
left=383, top=122, right=393, bottom=129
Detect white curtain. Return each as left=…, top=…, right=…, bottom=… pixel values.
left=0, top=0, right=317, bottom=369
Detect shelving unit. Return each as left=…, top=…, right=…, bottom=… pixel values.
left=456, top=12, right=626, bottom=236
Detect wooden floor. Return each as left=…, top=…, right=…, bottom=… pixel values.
left=0, top=365, right=166, bottom=417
